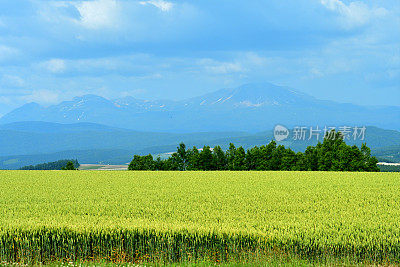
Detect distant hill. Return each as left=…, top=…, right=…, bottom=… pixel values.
left=377, top=164, right=400, bottom=172
left=1, top=83, right=399, bottom=132
left=373, top=145, right=400, bottom=163
left=0, top=149, right=134, bottom=170
left=0, top=121, right=246, bottom=157
left=0, top=121, right=399, bottom=169
left=19, top=159, right=80, bottom=170
left=0, top=121, right=125, bottom=133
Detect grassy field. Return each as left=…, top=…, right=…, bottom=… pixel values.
left=78, top=164, right=128, bottom=171
left=0, top=171, right=399, bottom=265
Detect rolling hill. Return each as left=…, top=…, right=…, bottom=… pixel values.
left=0, top=121, right=399, bottom=169
left=0, top=121, right=246, bottom=157
left=1, top=82, right=399, bottom=168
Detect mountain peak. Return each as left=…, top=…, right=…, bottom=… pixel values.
left=73, top=94, right=109, bottom=102
left=186, top=82, right=315, bottom=108
left=1, top=82, right=399, bottom=131
left=22, top=102, right=43, bottom=108
left=232, top=83, right=314, bottom=105
left=0, top=102, right=45, bottom=123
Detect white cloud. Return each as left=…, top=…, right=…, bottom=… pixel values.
left=309, top=68, right=324, bottom=78
left=0, top=45, right=19, bottom=61
left=43, top=59, right=66, bottom=73
left=1, top=75, right=25, bottom=87
left=74, top=0, right=119, bottom=29
left=243, top=52, right=268, bottom=66
left=139, top=0, right=173, bottom=12
left=199, top=59, right=244, bottom=74
left=0, top=96, right=12, bottom=105
left=320, top=0, right=388, bottom=28
left=120, top=88, right=147, bottom=97
left=22, top=90, right=60, bottom=104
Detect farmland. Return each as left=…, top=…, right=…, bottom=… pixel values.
left=0, top=171, right=399, bottom=265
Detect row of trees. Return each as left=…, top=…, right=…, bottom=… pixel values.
left=20, top=159, right=80, bottom=170
left=128, top=131, right=379, bottom=172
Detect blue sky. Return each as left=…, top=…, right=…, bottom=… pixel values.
left=0, top=0, right=399, bottom=116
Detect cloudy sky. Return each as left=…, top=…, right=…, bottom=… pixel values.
left=0, top=0, right=399, bottom=116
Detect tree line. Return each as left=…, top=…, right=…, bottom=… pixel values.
left=19, top=159, right=80, bottom=170
left=378, top=165, right=400, bottom=172
left=128, top=130, right=379, bottom=172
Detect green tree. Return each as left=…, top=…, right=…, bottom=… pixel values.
left=213, top=145, right=227, bottom=170
left=293, top=152, right=307, bottom=171
left=20, top=159, right=80, bottom=170
left=304, top=145, right=318, bottom=171
left=143, top=154, right=155, bottom=170
left=317, top=130, right=345, bottom=171
left=281, top=148, right=297, bottom=170
left=361, top=143, right=380, bottom=172
left=226, top=143, right=237, bottom=170
left=176, top=143, right=188, bottom=171
left=263, top=141, right=277, bottom=170
left=154, top=157, right=165, bottom=170
left=269, top=145, right=285, bottom=170
left=245, top=146, right=260, bottom=170
left=233, top=146, right=247, bottom=170
left=168, top=153, right=181, bottom=170
left=187, top=146, right=200, bottom=170
left=128, top=154, right=155, bottom=170
left=199, top=146, right=214, bottom=170
left=62, top=161, right=77, bottom=170
left=126, top=129, right=379, bottom=172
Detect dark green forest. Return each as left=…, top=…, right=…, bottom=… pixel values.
left=129, top=131, right=379, bottom=172
left=19, top=159, right=80, bottom=170
left=378, top=165, right=400, bottom=172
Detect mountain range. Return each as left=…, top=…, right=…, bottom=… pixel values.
left=2, top=83, right=399, bottom=132
left=0, top=121, right=399, bottom=169
left=1, top=82, right=399, bottom=168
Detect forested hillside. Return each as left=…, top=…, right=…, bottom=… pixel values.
left=19, top=159, right=80, bottom=170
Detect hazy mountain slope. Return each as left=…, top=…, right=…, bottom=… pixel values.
left=203, top=126, right=400, bottom=152
left=0, top=149, right=135, bottom=170
left=1, top=83, right=399, bottom=132
left=0, top=121, right=399, bottom=169
left=373, top=145, right=400, bottom=163
left=0, top=121, right=125, bottom=133
left=183, top=83, right=316, bottom=108
left=0, top=121, right=247, bottom=157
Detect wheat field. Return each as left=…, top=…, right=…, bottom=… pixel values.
left=0, top=171, right=399, bottom=265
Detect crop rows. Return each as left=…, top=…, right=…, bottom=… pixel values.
left=0, top=171, right=399, bottom=264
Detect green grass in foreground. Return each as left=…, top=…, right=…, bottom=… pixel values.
left=0, top=171, right=399, bottom=265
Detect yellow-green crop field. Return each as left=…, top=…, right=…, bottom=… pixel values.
left=0, top=171, right=399, bottom=265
